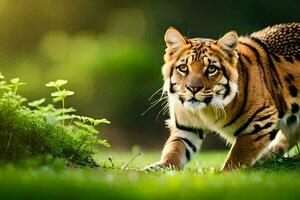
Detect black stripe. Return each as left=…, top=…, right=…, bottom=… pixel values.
left=178, top=137, right=197, bottom=152
left=220, top=64, right=230, bottom=98
left=239, top=41, right=272, bottom=113
left=233, top=106, right=269, bottom=136
left=248, top=37, right=283, bottom=87
left=170, top=138, right=188, bottom=148
left=179, top=96, right=185, bottom=104
left=284, top=56, right=294, bottom=63
left=285, top=73, right=294, bottom=84
left=169, top=83, right=176, bottom=93
left=269, top=129, right=278, bottom=140
left=224, top=58, right=248, bottom=127
left=168, top=59, right=179, bottom=93
left=246, top=37, right=287, bottom=115
left=170, top=138, right=184, bottom=144
left=271, top=54, right=281, bottom=62
left=184, top=37, right=191, bottom=45
left=223, top=83, right=230, bottom=98
left=191, top=54, right=195, bottom=62
left=247, top=122, right=273, bottom=135
left=249, top=37, right=282, bottom=88
left=241, top=40, right=269, bottom=78
left=170, top=139, right=191, bottom=161
left=289, top=85, right=298, bottom=97
left=254, top=128, right=278, bottom=142
left=185, top=149, right=191, bottom=161
left=169, top=64, right=174, bottom=80
left=194, top=50, right=199, bottom=61
left=239, top=41, right=267, bottom=83
left=291, top=103, right=299, bottom=113
left=287, top=115, right=297, bottom=127
left=255, top=113, right=275, bottom=122
left=220, top=64, right=229, bottom=80
left=254, top=133, right=269, bottom=142
left=175, top=121, right=204, bottom=139
left=241, top=54, right=252, bottom=64
left=278, top=111, right=285, bottom=119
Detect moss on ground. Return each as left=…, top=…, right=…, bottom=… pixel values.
left=0, top=74, right=109, bottom=166
left=0, top=100, right=97, bottom=166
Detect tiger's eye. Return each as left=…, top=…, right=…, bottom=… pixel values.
left=177, top=65, right=188, bottom=73
left=207, top=65, right=217, bottom=74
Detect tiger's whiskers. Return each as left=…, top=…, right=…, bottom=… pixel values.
left=141, top=87, right=168, bottom=117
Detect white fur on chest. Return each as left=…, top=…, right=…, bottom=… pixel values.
left=169, top=95, right=237, bottom=143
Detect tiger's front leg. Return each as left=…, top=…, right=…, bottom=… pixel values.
left=222, top=122, right=278, bottom=171
left=145, top=129, right=204, bottom=170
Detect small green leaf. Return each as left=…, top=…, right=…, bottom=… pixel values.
left=57, top=114, right=78, bottom=120
left=51, top=91, right=62, bottom=97
left=52, top=96, right=62, bottom=102
left=10, top=78, right=20, bottom=84
left=96, top=139, right=110, bottom=147
left=0, top=81, right=11, bottom=90
left=53, top=107, right=76, bottom=116
left=0, top=72, right=4, bottom=79
left=56, top=79, right=68, bottom=87
left=51, top=90, right=74, bottom=98
left=74, top=121, right=98, bottom=134
left=94, top=118, right=111, bottom=125
left=10, top=78, right=26, bottom=86
left=45, top=81, right=56, bottom=87
left=39, top=104, right=55, bottom=113
left=28, top=98, right=46, bottom=107
left=61, top=107, right=76, bottom=114
left=79, top=116, right=93, bottom=123
left=46, top=80, right=68, bottom=88
left=70, top=115, right=82, bottom=121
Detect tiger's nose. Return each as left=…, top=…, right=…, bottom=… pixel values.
left=185, top=83, right=204, bottom=94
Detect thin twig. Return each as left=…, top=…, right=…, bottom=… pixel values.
left=108, top=156, right=115, bottom=168
left=121, top=152, right=142, bottom=170
left=296, top=144, right=300, bottom=155
left=4, top=132, right=13, bottom=159
left=68, top=135, right=88, bottom=160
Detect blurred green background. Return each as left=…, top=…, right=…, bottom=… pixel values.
left=0, top=0, right=299, bottom=150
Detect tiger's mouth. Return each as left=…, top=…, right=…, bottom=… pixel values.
left=183, top=95, right=213, bottom=105
left=187, top=97, right=200, bottom=104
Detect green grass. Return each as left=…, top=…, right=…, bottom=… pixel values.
left=97, top=150, right=227, bottom=170
left=1, top=151, right=300, bottom=200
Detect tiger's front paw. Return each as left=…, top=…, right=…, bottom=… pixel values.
left=143, top=162, right=166, bottom=171
left=143, top=161, right=179, bottom=171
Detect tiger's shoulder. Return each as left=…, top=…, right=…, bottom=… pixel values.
left=250, top=23, right=300, bottom=57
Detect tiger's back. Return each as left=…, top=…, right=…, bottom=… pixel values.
left=244, top=23, right=300, bottom=155
left=251, top=23, right=300, bottom=56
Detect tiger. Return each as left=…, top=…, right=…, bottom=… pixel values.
left=145, top=23, right=300, bottom=171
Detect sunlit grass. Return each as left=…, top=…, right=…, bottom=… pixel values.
left=1, top=151, right=300, bottom=200
left=96, top=150, right=228, bottom=170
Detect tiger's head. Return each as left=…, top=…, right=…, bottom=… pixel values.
left=162, top=27, right=239, bottom=112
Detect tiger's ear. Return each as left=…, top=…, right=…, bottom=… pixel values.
left=164, top=27, right=187, bottom=53
left=217, top=31, right=238, bottom=53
